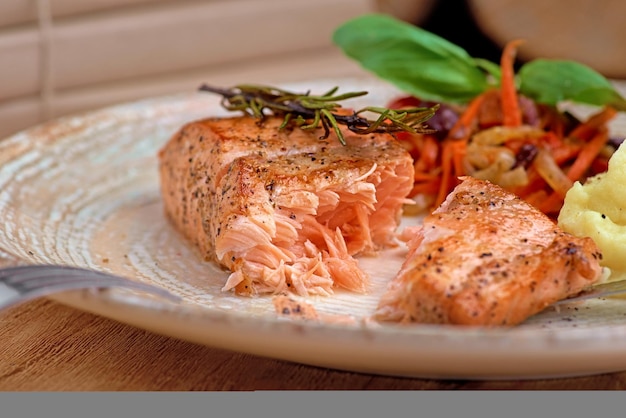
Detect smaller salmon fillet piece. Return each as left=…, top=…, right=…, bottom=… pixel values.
left=374, top=176, right=604, bottom=326
left=158, top=115, right=414, bottom=296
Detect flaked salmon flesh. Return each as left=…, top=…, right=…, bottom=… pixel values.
left=158, top=115, right=414, bottom=296
left=374, top=176, right=604, bottom=326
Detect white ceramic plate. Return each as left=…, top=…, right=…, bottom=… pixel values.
left=2, top=76, right=626, bottom=380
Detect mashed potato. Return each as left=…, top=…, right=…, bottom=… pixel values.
left=558, top=142, right=626, bottom=280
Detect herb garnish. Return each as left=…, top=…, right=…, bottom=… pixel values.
left=332, top=13, right=626, bottom=110
left=198, top=84, right=438, bottom=145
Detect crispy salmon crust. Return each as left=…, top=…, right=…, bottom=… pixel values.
left=374, top=176, right=604, bottom=326
left=158, top=115, right=414, bottom=296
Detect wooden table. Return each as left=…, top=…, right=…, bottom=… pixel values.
left=2, top=300, right=625, bottom=391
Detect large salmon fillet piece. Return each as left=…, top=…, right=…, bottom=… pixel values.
left=158, top=115, right=414, bottom=296
left=374, top=176, right=603, bottom=326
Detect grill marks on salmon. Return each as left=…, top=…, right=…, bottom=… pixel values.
left=374, top=176, right=603, bottom=326
left=158, top=115, right=414, bottom=296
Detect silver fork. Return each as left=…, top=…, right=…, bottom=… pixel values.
left=0, top=264, right=180, bottom=311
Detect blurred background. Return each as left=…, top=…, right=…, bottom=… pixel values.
left=1, top=0, right=623, bottom=139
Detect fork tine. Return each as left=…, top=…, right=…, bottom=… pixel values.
left=2, top=265, right=138, bottom=281
left=14, top=274, right=145, bottom=290
left=0, top=264, right=181, bottom=310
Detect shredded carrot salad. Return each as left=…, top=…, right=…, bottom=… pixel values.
left=389, top=40, right=619, bottom=218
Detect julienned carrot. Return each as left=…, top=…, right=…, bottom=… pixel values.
left=540, top=131, right=566, bottom=150
left=523, top=189, right=549, bottom=209
left=419, top=135, right=440, bottom=171
left=435, top=140, right=466, bottom=206
left=540, top=108, right=566, bottom=139
left=411, top=180, right=440, bottom=197
left=509, top=166, right=546, bottom=199
left=452, top=141, right=467, bottom=175
left=500, top=39, right=525, bottom=127
left=566, top=129, right=609, bottom=181
left=550, top=141, right=582, bottom=165
left=412, top=92, right=487, bottom=203
left=413, top=172, right=440, bottom=181
left=431, top=92, right=487, bottom=204
left=435, top=140, right=454, bottom=205
left=447, top=91, right=490, bottom=139
left=568, top=107, right=617, bottom=141
left=536, top=192, right=564, bottom=215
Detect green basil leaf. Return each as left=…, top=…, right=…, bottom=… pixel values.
left=474, top=58, right=501, bottom=81
left=570, top=87, right=626, bottom=111
left=518, top=59, right=626, bottom=110
left=332, top=14, right=491, bottom=103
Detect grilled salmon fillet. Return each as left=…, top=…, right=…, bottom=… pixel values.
left=374, top=176, right=603, bottom=326
left=158, top=115, right=414, bottom=296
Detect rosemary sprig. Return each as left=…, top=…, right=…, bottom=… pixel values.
left=198, top=84, right=438, bottom=145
